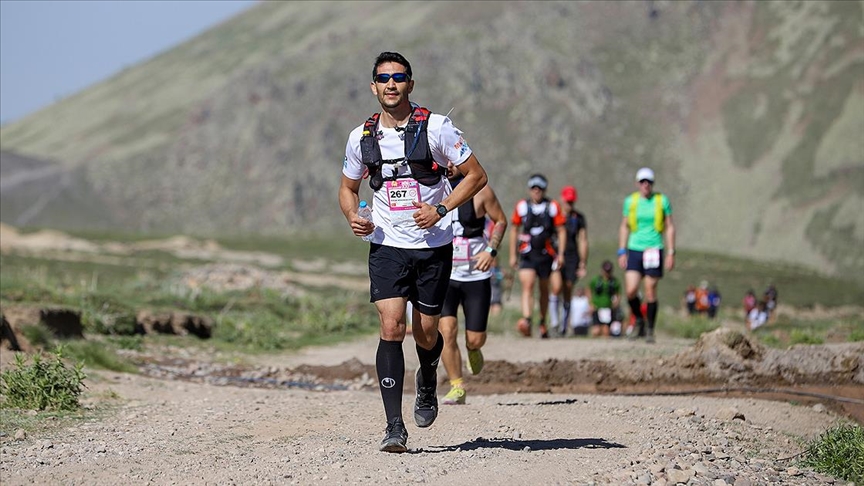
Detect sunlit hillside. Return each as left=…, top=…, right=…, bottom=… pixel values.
left=1, top=1, right=862, bottom=281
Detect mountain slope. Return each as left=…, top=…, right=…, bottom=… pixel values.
left=1, top=0, right=862, bottom=281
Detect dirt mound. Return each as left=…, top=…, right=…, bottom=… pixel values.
left=127, top=328, right=863, bottom=422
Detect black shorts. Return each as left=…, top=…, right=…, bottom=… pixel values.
left=368, top=243, right=453, bottom=315
left=518, top=252, right=554, bottom=279
left=490, top=277, right=502, bottom=306
left=441, top=278, right=491, bottom=333
left=625, top=249, right=664, bottom=278
left=559, top=254, right=579, bottom=283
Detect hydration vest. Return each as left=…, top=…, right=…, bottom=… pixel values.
left=456, top=199, right=485, bottom=238
left=521, top=198, right=555, bottom=254
left=359, top=106, right=446, bottom=191
left=627, top=192, right=665, bottom=233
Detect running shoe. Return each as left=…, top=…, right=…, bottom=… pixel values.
left=379, top=418, right=408, bottom=453
left=441, top=386, right=466, bottom=405
left=413, top=368, right=438, bottom=427
left=466, top=348, right=484, bottom=375
left=539, top=323, right=550, bottom=339
left=645, top=329, right=656, bottom=344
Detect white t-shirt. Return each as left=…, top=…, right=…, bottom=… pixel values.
left=343, top=109, right=473, bottom=249
left=569, top=295, right=591, bottom=328
left=748, top=308, right=767, bottom=330
left=450, top=217, right=493, bottom=282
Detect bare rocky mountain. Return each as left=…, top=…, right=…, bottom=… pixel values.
left=1, top=1, right=862, bottom=281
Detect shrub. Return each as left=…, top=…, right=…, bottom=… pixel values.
left=0, top=347, right=86, bottom=411
left=799, top=423, right=864, bottom=483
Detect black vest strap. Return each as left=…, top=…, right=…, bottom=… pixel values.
left=359, top=107, right=445, bottom=191
left=456, top=199, right=485, bottom=238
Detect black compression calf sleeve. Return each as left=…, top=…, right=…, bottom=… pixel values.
left=628, top=297, right=643, bottom=320
left=416, top=331, right=443, bottom=383
left=376, top=339, right=405, bottom=423
left=647, top=302, right=658, bottom=330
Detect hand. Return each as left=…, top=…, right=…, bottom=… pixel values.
left=665, top=253, right=675, bottom=271
left=577, top=265, right=587, bottom=279
left=618, top=254, right=627, bottom=270
left=557, top=254, right=565, bottom=269
left=472, top=251, right=495, bottom=272
left=351, top=212, right=374, bottom=237
left=509, top=255, right=518, bottom=270
left=411, top=201, right=442, bottom=229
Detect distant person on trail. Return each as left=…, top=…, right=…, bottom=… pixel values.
left=439, top=162, right=508, bottom=406
left=548, top=185, right=588, bottom=336
left=747, top=300, right=768, bottom=331
left=617, top=167, right=676, bottom=343
left=338, top=51, right=488, bottom=453
left=509, top=174, right=567, bottom=339
left=567, top=286, right=592, bottom=336
left=742, top=289, right=757, bottom=319
left=585, top=260, right=621, bottom=338
left=694, top=281, right=710, bottom=316
left=684, top=285, right=697, bottom=315
left=764, top=284, right=778, bottom=322
left=708, top=286, right=721, bottom=319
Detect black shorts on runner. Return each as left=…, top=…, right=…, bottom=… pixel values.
left=560, top=255, right=579, bottom=283
left=518, top=252, right=555, bottom=279
left=441, top=278, right=492, bottom=333
left=625, top=249, right=664, bottom=278
left=368, top=243, right=453, bottom=315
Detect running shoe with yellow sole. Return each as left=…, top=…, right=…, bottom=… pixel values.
left=441, top=386, right=466, bottom=405
left=466, top=348, right=484, bottom=375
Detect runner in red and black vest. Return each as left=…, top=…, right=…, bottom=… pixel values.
left=508, top=174, right=566, bottom=339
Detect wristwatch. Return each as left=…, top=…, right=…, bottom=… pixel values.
left=484, top=246, right=498, bottom=257
left=435, top=203, right=448, bottom=218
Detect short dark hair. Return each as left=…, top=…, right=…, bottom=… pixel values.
left=373, top=52, right=413, bottom=79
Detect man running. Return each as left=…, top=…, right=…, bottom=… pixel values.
left=548, top=185, right=588, bottom=336
left=509, top=174, right=566, bottom=339
left=339, top=52, right=487, bottom=452
left=617, top=167, right=676, bottom=343
left=439, top=163, right=507, bottom=405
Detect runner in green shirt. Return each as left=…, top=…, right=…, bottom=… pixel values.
left=585, top=260, right=621, bottom=337
left=617, top=167, right=676, bottom=343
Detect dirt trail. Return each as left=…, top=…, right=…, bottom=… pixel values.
left=3, top=330, right=860, bottom=486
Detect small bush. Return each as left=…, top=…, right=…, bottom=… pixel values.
left=799, top=423, right=864, bottom=483
left=0, top=347, right=86, bottom=411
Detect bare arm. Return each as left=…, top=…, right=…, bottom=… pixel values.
left=338, top=174, right=373, bottom=237
left=472, top=184, right=508, bottom=272
left=412, top=154, right=488, bottom=229
left=509, top=214, right=519, bottom=270
left=664, top=214, right=676, bottom=271
left=577, top=227, right=588, bottom=278
left=556, top=225, right=567, bottom=266
left=618, top=216, right=630, bottom=270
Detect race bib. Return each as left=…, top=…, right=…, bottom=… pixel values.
left=643, top=248, right=661, bottom=269
left=385, top=179, right=420, bottom=224
left=598, top=308, right=612, bottom=324
left=453, top=237, right=471, bottom=263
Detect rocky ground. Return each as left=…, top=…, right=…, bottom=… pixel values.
left=1, top=329, right=861, bottom=486
left=1, top=228, right=861, bottom=484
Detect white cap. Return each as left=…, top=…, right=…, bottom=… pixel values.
left=527, top=174, right=548, bottom=190
left=636, top=167, right=655, bottom=182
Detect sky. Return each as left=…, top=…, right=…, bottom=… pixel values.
left=0, top=0, right=257, bottom=125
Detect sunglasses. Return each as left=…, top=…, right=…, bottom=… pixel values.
left=639, top=179, right=654, bottom=184
left=374, top=72, right=411, bottom=84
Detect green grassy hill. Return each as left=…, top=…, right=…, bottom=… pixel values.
left=1, top=1, right=862, bottom=281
